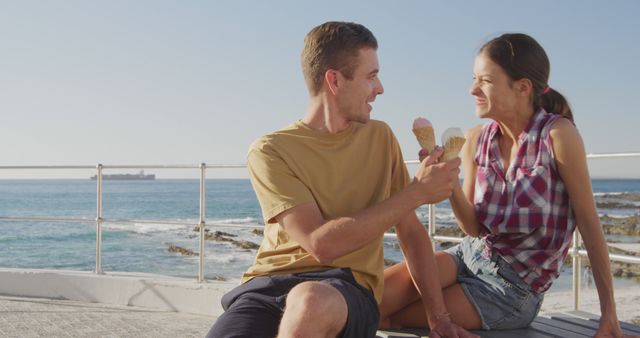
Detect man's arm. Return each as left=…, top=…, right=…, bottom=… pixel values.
left=394, top=212, right=447, bottom=325
left=276, top=148, right=459, bottom=263
left=395, top=209, right=477, bottom=337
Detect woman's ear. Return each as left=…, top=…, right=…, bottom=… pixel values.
left=517, top=78, right=533, bottom=97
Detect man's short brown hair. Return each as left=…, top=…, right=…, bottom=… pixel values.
left=301, top=21, right=378, bottom=95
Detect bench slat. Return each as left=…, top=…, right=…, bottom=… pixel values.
left=566, top=310, right=640, bottom=335
left=376, top=311, right=640, bottom=338
left=534, top=316, right=597, bottom=336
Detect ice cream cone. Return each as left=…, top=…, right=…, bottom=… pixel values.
left=412, top=127, right=436, bottom=152
left=441, top=127, right=466, bottom=161
left=412, top=117, right=436, bottom=152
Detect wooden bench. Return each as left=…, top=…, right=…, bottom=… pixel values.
left=376, top=311, right=640, bottom=337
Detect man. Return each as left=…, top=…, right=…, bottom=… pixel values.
left=208, top=21, right=473, bottom=338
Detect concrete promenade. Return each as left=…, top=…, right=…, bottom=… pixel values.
left=0, top=295, right=214, bottom=338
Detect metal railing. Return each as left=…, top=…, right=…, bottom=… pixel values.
left=1, top=152, right=640, bottom=311
left=0, top=163, right=244, bottom=283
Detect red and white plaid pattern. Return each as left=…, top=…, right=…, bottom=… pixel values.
left=474, top=110, right=576, bottom=293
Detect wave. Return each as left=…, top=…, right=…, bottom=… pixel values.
left=594, top=192, right=624, bottom=197
left=595, top=192, right=640, bottom=201
left=101, top=217, right=263, bottom=234
left=207, top=217, right=262, bottom=226
left=0, top=231, right=95, bottom=243
left=204, top=253, right=244, bottom=264
left=103, top=222, right=191, bottom=234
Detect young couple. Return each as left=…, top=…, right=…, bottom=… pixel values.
left=208, top=21, right=629, bottom=338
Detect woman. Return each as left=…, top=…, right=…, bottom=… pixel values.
left=380, top=33, right=628, bottom=336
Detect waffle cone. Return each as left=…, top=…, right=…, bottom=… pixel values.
left=412, top=127, right=436, bottom=152
left=441, top=136, right=466, bottom=161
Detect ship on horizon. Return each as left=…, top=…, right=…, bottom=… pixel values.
left=90, top=170, right=155, bottom=180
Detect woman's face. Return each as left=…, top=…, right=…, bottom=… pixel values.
left=469, top=52, right=519, bottom=119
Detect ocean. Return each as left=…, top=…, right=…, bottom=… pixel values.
left=1, top=178, right=638, bottom=292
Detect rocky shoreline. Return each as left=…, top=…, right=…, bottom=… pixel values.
left=167, top=214, right=640, bottom=278
left=600, top=215, right=640, bottom=236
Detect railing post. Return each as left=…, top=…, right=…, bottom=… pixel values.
left=572, top=229, right=582, bottom=310
left=198, top=163, right=206, bottom=283
left=95, top=163, right=103, bottom=275
left=428, top=204, right=436, bottom=247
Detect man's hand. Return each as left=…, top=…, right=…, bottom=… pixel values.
left=413, top=147, right=461, bottom=205
left=429, top=319, right=479, bottom=338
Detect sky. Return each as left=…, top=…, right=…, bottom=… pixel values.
left=1, top=1, right=639, bottom=179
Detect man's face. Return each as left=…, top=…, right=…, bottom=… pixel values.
left=335, top=48, right=384, bottom=123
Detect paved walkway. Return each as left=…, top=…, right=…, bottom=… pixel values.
left=0, top=296, right=214, bottom=337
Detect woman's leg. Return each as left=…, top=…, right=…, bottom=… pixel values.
left=379, top=252, right=463, bottom=328
left=378, top=261, right=416, bottom=328
left=386, top=283, right=482, bottom=330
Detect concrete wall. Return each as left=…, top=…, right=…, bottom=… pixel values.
left=0, top=268, right=236, bottom=316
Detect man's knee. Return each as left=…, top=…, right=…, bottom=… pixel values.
left=279, top=281, right=348, bottom=336
left=286, top=281, right=347, bottom=314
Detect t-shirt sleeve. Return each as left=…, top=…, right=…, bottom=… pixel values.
left=247, top=140, right=315, bottom=224
left=388, top=128, right=411, bottom=195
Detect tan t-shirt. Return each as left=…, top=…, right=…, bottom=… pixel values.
left=242, top=119, right=410, bottom=302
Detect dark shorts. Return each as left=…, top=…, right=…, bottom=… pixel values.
left=444, top=237, right=544, bottom=330
left=206, top=268, right=379, bottom=338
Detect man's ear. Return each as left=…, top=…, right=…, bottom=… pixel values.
left=324, top=69, right=340, bottom=95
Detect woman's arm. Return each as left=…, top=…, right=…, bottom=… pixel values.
left=550, top=118, right=623, bottom=337
left=449, top=125, right=484, bottom=236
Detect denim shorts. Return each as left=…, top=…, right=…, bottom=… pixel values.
left=444, top=236, right=544, bottom=330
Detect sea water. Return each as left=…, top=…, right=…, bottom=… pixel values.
left=0, top=179, right=638, bottom=291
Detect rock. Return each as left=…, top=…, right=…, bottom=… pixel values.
left=600, top=192, right=640, bottom=201
left=192, top=225, right=210, bottom=232
left=205, top=231, right=234, bottom=242
left=209, top=275, right=227, bottom=281
left=215, top=230, right=237, bottom=237
left=596, top=201, right=638, bottom=209
left=237, top=240, right=260, bottom=250
left=168, top=244, right=198, bottom=256
left=252, top=229, right=264, bottom=236
left=600, top=215, right=640, bottom=236
left=384, top=259, right=399, bottom=267
left=436, top=226, right=465, bottom=238
left=205, top=231, right=259, bottom=250
left=438, top=242, right=457, bottom=250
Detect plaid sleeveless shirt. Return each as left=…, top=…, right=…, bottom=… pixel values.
left=474, top=110, right=576, bottom=293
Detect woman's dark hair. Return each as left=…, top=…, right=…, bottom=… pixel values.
left=479, top=33, right=574, bottom=123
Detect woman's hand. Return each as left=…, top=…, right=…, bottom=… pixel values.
left=418, top=147, right=439, bottom=162
left=429, top=318, right=479, bottom=338
left=594, top=320, right=638, bottom=338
